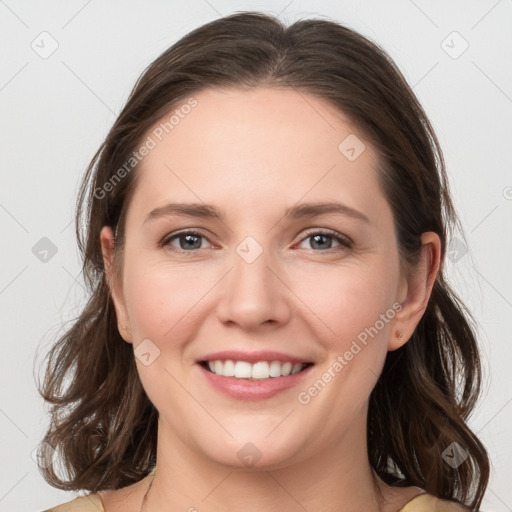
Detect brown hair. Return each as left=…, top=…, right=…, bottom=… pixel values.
left=38, top=11, right=489, bottom=510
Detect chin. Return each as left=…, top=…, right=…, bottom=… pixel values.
left=190, top=421, right=309, bottom=470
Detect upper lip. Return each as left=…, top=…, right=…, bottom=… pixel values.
left=197, top=350, right=313, bottom=365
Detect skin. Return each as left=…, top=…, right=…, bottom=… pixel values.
left=100, top=87, right=441, bottom=512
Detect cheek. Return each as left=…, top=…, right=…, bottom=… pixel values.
left=123, top=257, right=218, bottom=342
left=121, top=260, right=215, bottom=406
left=123, top=256, right=399, bottom=352
left=290, top=259, right=399, bottom=350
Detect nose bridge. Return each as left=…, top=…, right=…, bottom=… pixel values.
left=216, top=235, right=290, bottom=329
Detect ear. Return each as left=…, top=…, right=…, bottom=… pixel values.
left=100, top=226, right=133, bottom=343
left=388, top=231, right=442, bottom=351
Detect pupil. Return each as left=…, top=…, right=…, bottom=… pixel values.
left=311, top=234, right=331, bottom=250
left=181, top=234, right=201, bottom=250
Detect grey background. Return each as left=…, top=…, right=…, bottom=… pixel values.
left=1, top=1, right=511, bottom=511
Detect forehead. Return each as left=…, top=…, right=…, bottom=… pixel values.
left=127, top=86, right=390, bottom=227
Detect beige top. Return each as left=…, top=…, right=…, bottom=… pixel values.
left=44, top=492, right=471, bottom=511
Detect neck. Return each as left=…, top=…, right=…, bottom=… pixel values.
left=145, top=414, right=386, bottom=512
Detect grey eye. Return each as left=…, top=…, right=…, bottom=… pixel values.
left=164, top=231, right=208, bottom=251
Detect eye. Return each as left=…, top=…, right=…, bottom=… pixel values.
left=160, top=230, right=212, bottom=252
left=159, top=229, right=352, bottom=254
left=296, top=229, right=352, bottom=252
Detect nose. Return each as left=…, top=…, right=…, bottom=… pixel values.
left=215, top=243, right=292, bottom=331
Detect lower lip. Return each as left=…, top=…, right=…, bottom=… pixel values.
left=198, top=363, right=314, bottom=400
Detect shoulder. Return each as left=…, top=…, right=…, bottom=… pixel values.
left=42, top=493, right=104, bottom=512
left=399, top=493, right=471, bottom=512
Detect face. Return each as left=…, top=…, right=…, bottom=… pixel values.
left=102, top=86, right=419, bottom=471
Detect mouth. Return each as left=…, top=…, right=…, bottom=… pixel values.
left=199, top=359, right=314, bottom=380
left=196, top=350, right=315, bottom=400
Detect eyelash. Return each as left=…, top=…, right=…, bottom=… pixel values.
left=159, top=229, right=353, bottom=254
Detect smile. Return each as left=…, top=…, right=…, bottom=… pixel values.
left=201, top=360, right=312, bottom=380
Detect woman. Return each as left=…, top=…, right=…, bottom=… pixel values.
left=39, top=11, right=489, bottom=512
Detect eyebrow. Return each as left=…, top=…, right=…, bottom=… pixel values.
left=143, top=201, right=370, bottom=225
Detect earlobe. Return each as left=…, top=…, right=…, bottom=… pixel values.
left=99, top=226, right=133, bottom=343
left=388, top=231, right=441, bottom=351
left=388, top=328, right=407, bottom=352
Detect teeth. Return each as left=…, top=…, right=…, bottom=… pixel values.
left=223, top=359, right=235, bottom=377
left=291, top=363, right=303, bottom=375
left=281, top=362, right=292, bottom=376
left=251, top=361, right=269, bottom=379
left=269, top=361, right=281, bottom=377
left=234, top=361, right=252, bottom=378
left=205, top=360, right=307, bottom=379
